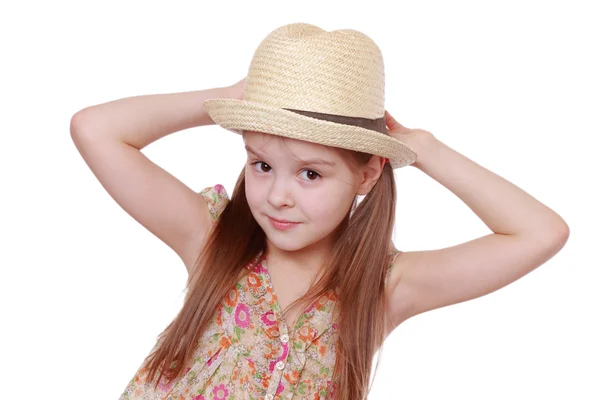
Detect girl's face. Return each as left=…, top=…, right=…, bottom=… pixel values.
left=242, top=131, right=361, bottom=254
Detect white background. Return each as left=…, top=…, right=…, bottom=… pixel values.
left=1, top=1, right=597, bottom=399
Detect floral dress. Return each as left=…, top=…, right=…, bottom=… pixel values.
left=119, top=184, right=401, bottom=400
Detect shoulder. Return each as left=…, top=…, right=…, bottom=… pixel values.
left=385, top=250, right=403, bottom=284
left=384, top=249, right=408, bottom=336
left=199, top=184, right=230, bottom=222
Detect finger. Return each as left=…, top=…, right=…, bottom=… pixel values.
left=384, top=110, right=402, bottom=130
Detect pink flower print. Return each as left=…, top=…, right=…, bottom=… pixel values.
left=269, top=344, right=288, bottom=373
left=260, top=310, right=277, bottom=326
left=157, top=375, right=175, bottom=392
left=268, top=359, right=277, bottom=373
left=212, top=383, right=229, bottom=400
left=258, top=259, right=268, bottom=274
left=192, top=395, right=206, bottom=400
left=281, top=341, right=289, bottom=357
left=214, top=184, right=226, bottom=195
left=275, top=381, right=285, bottom=395
left=207, top=348, right=222, bottom=367
left=235, top=303, right=251, bottom=328
left=330, top=379, right=337, bottom=397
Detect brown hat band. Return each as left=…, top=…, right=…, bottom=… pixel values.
left=283, top=108, right=389, bottom=136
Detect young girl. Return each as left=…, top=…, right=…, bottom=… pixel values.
left=71, top=23, right=569, bottom=400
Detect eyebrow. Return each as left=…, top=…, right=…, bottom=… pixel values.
left=244, top=144, right=337, bottom=167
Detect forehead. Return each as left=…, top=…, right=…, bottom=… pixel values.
left=242, top=130, right=340, bottom=158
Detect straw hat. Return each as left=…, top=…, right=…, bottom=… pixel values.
left=204, top=22, right=417, bottom=169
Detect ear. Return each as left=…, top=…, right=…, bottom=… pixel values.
left=356, top=155, right=387, bottom=195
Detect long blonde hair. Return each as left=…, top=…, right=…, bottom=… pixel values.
left=140, top=144, right=399, bottom=399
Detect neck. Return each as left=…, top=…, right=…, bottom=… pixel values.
left=263, top=239, right=331, bottom=277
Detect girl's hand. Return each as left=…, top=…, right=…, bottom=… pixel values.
left=385, top=110, right=435, bottom=167
left=225, top=77, right=247, bottom=100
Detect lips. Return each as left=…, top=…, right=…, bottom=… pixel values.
left=268, top=216, right=298, bottom=224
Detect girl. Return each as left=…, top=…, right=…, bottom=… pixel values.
left=71, top=23, right=569, bottom=400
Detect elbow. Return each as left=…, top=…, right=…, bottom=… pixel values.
left=557, top=222, right=570, bottom=246
left=70, top=109, right=90, bottom=138
left=70, top=107, right=102, bottom=144
left=518, top=216, right=570, bottom=253
left=552, top=215, right=570, bottom=243
left=540, top=210, right=570, bottom=245
left=545, top=218, right=570, bottom=254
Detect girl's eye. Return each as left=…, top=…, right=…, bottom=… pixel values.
left=251, top=161, right=271, bottom=173
left=299, top=169, right=321, bottom=181
left=250, top=162, right=321, bottom=181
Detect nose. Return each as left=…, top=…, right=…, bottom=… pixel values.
left=267, top=173, right=295, bottom=209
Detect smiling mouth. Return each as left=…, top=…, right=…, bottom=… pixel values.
left=268, top=216, right=299, bottom=224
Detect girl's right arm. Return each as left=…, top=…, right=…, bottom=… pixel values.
left=70, top=83, right=242, bottom=275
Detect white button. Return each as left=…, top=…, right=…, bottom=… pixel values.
left=280, top=333, right=289, bottom=343
left=264, top=394, right=273, bottom=400
left=276, top=360, right=285, bottom=370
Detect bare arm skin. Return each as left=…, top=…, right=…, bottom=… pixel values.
left=70, top=84, right=239, bottom=275
left=382, top=112, right=569, bottom=329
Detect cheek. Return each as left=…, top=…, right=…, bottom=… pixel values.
left=245, top=187, right=261, bottom=213
left=304, top=189, right=352, bottom=223
left=244, top=177, right=259, bottom=211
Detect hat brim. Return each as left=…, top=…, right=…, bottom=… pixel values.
left=203, top=98, right=417, bottom=169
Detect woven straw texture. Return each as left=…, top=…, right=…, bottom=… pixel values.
left=204, top=23, right=417, bottom=169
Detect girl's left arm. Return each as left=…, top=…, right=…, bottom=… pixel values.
left=385, top=117, right=569, bottom=326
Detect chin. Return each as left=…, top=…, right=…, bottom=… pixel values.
left=261, top=227, right=304, bottom=251
left=265, top=230, right=330, bottom=254
left=268, top=240, right=305, bottom=253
